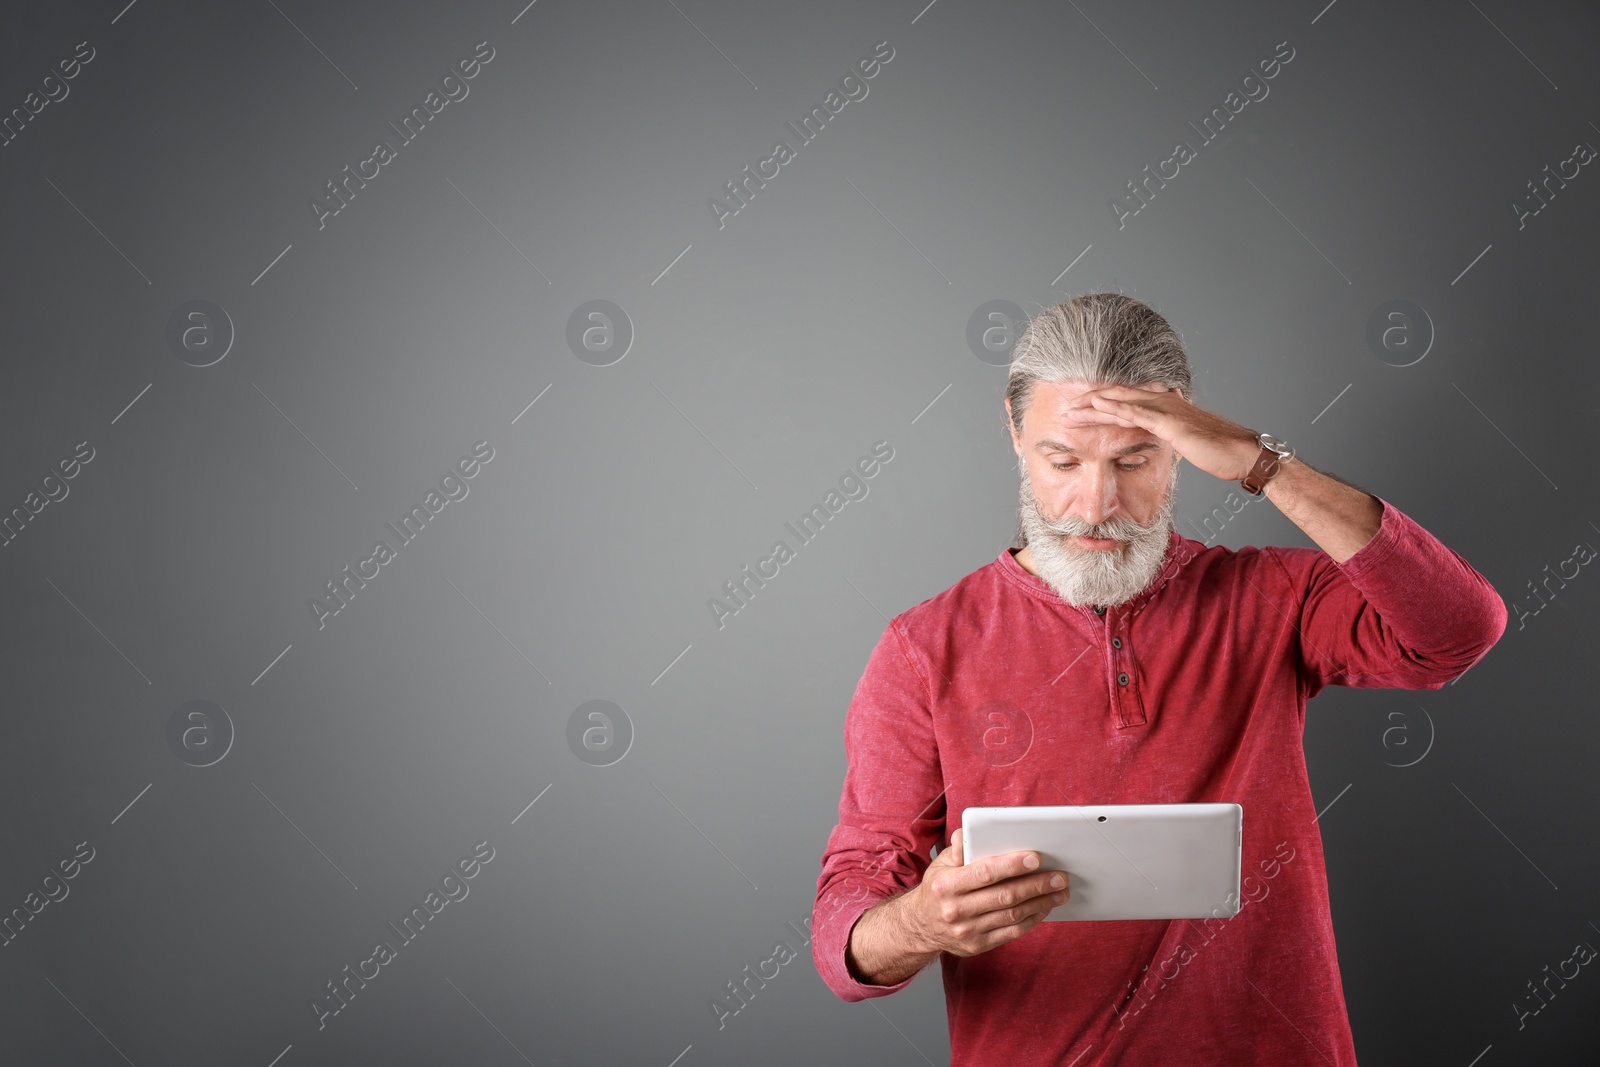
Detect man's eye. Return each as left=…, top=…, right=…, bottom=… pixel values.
left=1049, top=461, right=1146, bottom=471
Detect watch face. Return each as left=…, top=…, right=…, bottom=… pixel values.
left=1259, top=433, right=1292, bottom=456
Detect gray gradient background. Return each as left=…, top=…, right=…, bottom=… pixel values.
left=1, top=0, right=1596, bottom=1064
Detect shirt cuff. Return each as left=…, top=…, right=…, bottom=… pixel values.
left=1333, top=494, right=1401, bottom=581
left=817, top=891, right=924, bottom=1000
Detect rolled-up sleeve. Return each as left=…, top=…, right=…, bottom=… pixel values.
left=812, top=619, right=947, bottom=1002
left=1270, top=495, right=1509, bottom=697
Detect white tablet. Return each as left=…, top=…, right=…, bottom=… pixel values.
left=960, top=802, right=1242, bottom=921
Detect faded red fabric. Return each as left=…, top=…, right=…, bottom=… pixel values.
left=812, top=496, right=1506, bottom=1066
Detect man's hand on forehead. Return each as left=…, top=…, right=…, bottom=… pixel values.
left=1059, top=383, right=1263, bottom=482
left=1057, top=382, right=1173, bottom=430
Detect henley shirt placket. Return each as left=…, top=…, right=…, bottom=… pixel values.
left=1090, top=602, right=1146, bottom=729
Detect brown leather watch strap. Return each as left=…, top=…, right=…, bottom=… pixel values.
left=1240, top=439, right=1288, bottom=496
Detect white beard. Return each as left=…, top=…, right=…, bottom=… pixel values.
left=1016, top=457, right=1180, bottom=607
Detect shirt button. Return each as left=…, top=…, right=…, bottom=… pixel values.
left=1112, top=637, right=1122, bottom=649
left=1117, top=672, right=1130, bottom=685
left=1093, top=605, right=1106, bottom=615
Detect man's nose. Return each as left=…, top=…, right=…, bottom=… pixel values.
left=1076, top=464, right=1120, bottom=528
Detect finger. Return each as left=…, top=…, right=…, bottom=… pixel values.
left=963, top=887, right=1060, bottom=942
left=1068, top=385, right=1145, bottom=405
left=1078, top=408, right=1141, bottom=430
left=1067, top=391, right=1141, bottom=412
left=949, top=827, right=963, bottom=865
left=952, top=848, right=1036, bottom=894
left=968, top=872, right=1066, bottom=921
left=1060, top=402, right=1124, bottom=424
left=1062, top=393, right=1142, bottom=426
left=1096, top=382, right=1171, bottom=397
left=1084, top=395, right=1151, bottom=429
left=1005, top=909, right=1051, bottom=943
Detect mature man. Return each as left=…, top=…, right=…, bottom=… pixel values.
left=811, top=293, right=1507, bottom=1065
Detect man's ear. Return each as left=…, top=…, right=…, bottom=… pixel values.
left=1003, top=397, right=1022, bottom=454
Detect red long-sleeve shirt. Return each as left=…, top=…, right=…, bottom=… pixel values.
left=812, top=495, right=1507, bottom=1066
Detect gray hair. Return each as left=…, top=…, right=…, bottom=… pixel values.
left=1005, top=292, right=1192, bottom=440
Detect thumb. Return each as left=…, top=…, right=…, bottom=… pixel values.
left=944, top=826, right=964, bottom=867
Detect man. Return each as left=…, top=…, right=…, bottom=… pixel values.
left=811, top=292, right=1507, bottom=1065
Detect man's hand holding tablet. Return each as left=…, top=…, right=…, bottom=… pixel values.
left=844, top=827, right=1068, bottom=986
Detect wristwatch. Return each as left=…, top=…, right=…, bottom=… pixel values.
left=1240, top=432, right=1294, bottom=496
